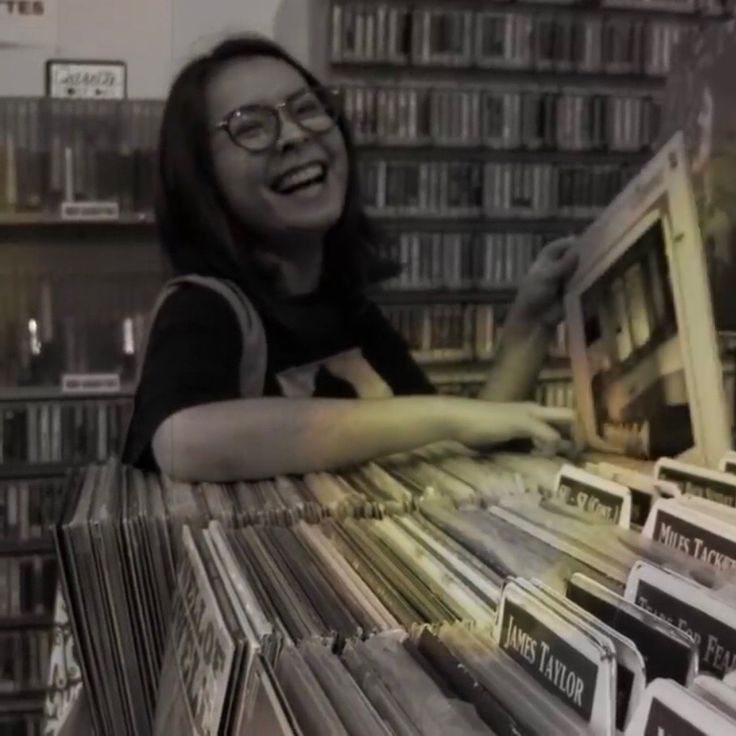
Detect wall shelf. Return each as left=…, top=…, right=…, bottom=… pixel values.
left=359, top=0, right=723, bottom=21
left=0, top=696, right=45, bottom=716
left=355, top=145, right=651, bottom=165
left=371, top=216, right=592, bottom=231
left=0, top=212, right=155, bottom=227
left=0, top=538, right=56, bottom=556
left=372, top=289, right=517, bottom=305
left=425, top=360, right=572, bottom=385
left=0, top=463, right=81, bottom=481
left=0, top=386, right=135, bottom=402
left=0, top=614, right=55, bottom=631
left=332, top=63, right=669, bottom=88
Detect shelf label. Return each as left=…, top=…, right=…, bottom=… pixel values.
left=61, top=373, right=121, bottom=394
left=60, top=201, right=120, bottom=221
left=625, top=563, right=736, bottom=676
left=554, top=464, right=632, bottom=528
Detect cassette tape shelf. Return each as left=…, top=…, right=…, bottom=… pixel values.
left=0, top=91, right=165, bottom=736
left=0, top=393, right=136, bottom=736
left=286, top=0, right=730, bottom=404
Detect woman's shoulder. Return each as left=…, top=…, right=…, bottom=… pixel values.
left=151, top=278, right=244, bottom=333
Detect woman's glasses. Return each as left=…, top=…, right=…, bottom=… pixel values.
left=214, top=86, right=342, bottom=153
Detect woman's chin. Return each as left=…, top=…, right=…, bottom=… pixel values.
left=272, top=199, right=342, bottom=234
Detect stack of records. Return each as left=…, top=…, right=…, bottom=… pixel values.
left=155, top=523, right=496, bottom=735
left=374, top=442, right=550, bottom=506
left=53, top=449, right=522, bottom=735
left=153, top=522, right=736, bottom=735
left=54, top=444, right=736, bottom=735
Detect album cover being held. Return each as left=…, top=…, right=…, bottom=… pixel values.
left=564, top=132, right=730, bottom=467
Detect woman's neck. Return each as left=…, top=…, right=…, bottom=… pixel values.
left=252, top=234, right=324, bottom=297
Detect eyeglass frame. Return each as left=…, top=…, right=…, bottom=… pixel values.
left=212, top=85, right=343, bottom=153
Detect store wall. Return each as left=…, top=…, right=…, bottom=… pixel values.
left=0, top=0, right=286, bottom=98
left=171, top=0, right=280, bottom=75
left=273, top=0, right=330, bottom=76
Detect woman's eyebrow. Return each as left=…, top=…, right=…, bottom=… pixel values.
left=242, top=86, right=310, bottom=108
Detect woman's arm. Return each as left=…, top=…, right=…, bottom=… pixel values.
left=477, top=311, right=553, bottom=401
left=478, top=237, right=578, bottom=402
left=152, top=395, right=572, bottom=482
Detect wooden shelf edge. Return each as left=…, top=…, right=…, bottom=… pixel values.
left=0, top=463, right=83, bottom=480
left=0, top=538, right=55, bottom=556
left=0, top=689, right=47, bottom=701
left=423, top=359, right=572, bottom=383
left=0, top=387, right=135, bottom=401
left=0, top=212, right=154, bottom=227
left=0, top=694, right=46, bottom=716
left=370, top=215, right=593, bottom=230
left=355, top=143, right=651, bottom=163
left=371, top=289, right=516, bottom=305
left=330, top=62, right=669, bottom=88
left=0, top=614, right=55, bottom=631
left=347, top=0, right=722, bottom=20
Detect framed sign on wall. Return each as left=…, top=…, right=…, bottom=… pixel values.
left=45, top=59, right=127, bottom=99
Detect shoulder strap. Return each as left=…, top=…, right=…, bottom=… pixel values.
left=135, top=274, right=267, bottom=398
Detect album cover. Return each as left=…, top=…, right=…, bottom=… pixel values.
left=564, top=132, right=731, bottom=467
left=153, top=526, right=238, bottom=736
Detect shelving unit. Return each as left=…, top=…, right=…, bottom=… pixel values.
left=0, top=95, right=162, bottom=733
left=300, top=0, right=722, bottom=401
left=0, top=390, right=138, bottom=731
left=0, top=360, right=140, bottom=736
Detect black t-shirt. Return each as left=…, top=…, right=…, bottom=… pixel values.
left=121, top=282, right=435, bottom=471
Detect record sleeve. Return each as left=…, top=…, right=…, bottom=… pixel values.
left=625, top=678, right=736, bottom=736
left=153, top=526, right=238, bottom=736
left=564, top=132, right=730, bottom=467
left=566, top=573, right=697, bottom=686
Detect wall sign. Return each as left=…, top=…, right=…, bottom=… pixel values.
left=46, top=60, right=127, bottom=99
left=0, top=0, right=57, bottom=47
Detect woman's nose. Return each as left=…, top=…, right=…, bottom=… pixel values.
left=274, top=109, right=309, bottom=153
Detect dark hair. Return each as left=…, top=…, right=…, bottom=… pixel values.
left=155, top=34, right=396, bottom=303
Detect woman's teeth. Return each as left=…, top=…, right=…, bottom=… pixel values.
left=272, top=163, right=326, bottom=194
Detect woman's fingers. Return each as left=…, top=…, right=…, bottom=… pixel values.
left=522, top=416, right=562, bottom=444
left=537, top=237, right=579, bottom=277
left=532, top=437, right=560, bottom=456
left=542, top=236, right=576, bottom=260
left=545, top=246, right=579, bottom=279
left=527, top=405, right=576, bottom=426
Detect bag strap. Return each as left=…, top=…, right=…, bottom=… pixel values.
left=135, top=274, right=267, bottom=398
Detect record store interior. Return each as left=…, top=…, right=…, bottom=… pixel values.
left=7, top=0, right=736, bottom=734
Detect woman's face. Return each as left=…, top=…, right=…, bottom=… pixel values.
left=206, top=56, right=349, bottom=242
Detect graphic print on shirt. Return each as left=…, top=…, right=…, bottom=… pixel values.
left=276, top=348, right=393, bottom=398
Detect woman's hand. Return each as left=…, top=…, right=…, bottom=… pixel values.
left=443, top=398, right=574, bottom=454
left=509, top=236, right=579, bottom=328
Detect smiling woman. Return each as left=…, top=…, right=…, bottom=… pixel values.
left=120, top=33, right=577, bottom=483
